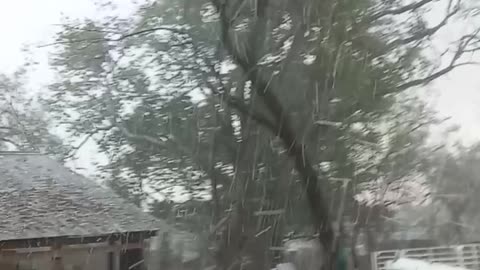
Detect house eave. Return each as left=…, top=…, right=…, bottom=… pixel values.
left=0, top=230, right=158, bottom=250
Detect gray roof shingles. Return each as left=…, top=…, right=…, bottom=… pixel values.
left=0, top=152, right=162, bottom=241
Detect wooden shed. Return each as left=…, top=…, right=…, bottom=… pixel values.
left=0, top=152, right=161, bottom=270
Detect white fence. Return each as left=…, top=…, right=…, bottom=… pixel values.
left=372, top=244, right=480, bottom=270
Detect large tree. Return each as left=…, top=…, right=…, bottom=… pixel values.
left=44, top=0, right=480, bottom=269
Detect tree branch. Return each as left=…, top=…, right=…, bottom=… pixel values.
left=0, top=137, right=20, bottom=149
left=227, top=96, right=278, bottom=131
left=38, top=26, right=189, bottom=48
left=65, top=124, right=114, bottom=159
left=397, top=27, right=480, bottom=90
left=367, top=0, right=437, bottom=23
left=384, top=0, right=459, bottom=52
left=114, top=26, right=188, bottom=41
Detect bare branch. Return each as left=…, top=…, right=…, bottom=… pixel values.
left=397, top=27, right=480, bottom=90
left=114, top=26, right=188, bottom=41
left=65, top=124, right=114, bottom=159
left=384, top=0, right=460, bottom=51
left=397, top=64, right=455, bottom=90
left=367, top=0, right=437, bottom=23
left=38, top=26, right=188, bottom=48
left=38, top=38, right=106, bottom=48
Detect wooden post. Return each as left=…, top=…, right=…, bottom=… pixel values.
left=108, top=239, right=121, bottom=270
left=114, top=240, right=121, bottom=270
left=52, top=242, right=64, bottom=270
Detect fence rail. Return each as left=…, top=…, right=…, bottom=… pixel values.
left=372, top=244, right=480, bottom=270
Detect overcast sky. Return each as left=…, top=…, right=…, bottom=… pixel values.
left=0, top=0, right=143, bottom=174
left=1, top=0, right=480, bottom=174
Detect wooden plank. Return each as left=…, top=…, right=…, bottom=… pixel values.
left=0, top=242, right=143, bottom=255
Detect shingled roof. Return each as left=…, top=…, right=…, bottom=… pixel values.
left=0, top=152, right=162, bottom=241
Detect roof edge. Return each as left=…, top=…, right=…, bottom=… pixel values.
left=0, top=230, right=159, bottom=248
left=0, top=151, right=43, bottom=155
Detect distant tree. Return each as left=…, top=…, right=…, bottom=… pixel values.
left=425, top=143, right=480, bottom=244
left=0, top=69, right=66, bottom=158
